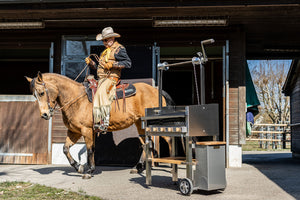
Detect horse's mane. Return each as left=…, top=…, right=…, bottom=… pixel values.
left=30, top=73, right=83, bottom=93
left=43, top=73, right=82, bottom=86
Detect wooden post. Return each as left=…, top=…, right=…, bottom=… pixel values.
left=259, top=127, right=263, bottom=148
left=272, top=126, right=275, bottom=149
left=266, top=126, right=270, bottom=149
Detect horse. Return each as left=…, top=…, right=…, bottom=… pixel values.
left=26, top=72, right=173, bottom=178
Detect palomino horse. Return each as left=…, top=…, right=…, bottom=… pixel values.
left=26, top=72, right=172, bottom=178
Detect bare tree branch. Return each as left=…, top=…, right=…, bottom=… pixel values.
left=250, top=60, right=290, bottom=124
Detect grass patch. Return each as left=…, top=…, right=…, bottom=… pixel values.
left=0, top=181, right=101, bottom=200
left=243, top=140, right=291, bottom=151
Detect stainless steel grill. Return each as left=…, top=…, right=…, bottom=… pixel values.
left=143, top=104, right=219, bottom=137
left=141, top=39, right=226, bottom=195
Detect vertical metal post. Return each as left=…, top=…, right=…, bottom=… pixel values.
left=152, top=44, right=160, bottom=150
left=49, top=42, right=54, bottom=73
left=48, top=42, right=54, bottom=163
left=283, top=125, right=287, bottom=149
left=186, top=137, right=193, bottom=180
left=146, top=135, right=152, bottom=185
left=61, top=36, right=66, bottom=75
left=200, top=63, right=205, bottom=105
left=171, top=137, right=178, bottom=182
left=152, top=43, right=157, bottom=86
left=152, top=43, right=160, bottom=87
left=158, top=69, right=163, bottom=110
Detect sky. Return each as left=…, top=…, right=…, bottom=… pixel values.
left=247, top=60, right=292, bottom=72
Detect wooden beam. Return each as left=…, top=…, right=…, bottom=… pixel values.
left=151, top=157, right=196, bottom=165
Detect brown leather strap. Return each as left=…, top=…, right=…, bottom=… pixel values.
left=122, top=86, right=126, bottom=112
left=115, top=91, right=120, bottom=112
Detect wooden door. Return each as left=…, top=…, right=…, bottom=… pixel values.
left=0, top=100, right=49, bottom=164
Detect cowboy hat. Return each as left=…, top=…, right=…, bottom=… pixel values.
left=96, top=27, right=121, bottom=41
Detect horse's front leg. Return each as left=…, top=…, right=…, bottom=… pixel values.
left=63, top=130, right=84, bottom=174
left=161, top=136, right=172, bottom=156
left=82, top=127, right=96, bottom=179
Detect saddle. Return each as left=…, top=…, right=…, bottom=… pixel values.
left=83, top=75, right=136, bottom=104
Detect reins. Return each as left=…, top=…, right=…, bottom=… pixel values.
left=74, top=54, right=100, bottom=82
left=56, top=91, right=86, bottom=111
left=34, top=78, right=87, bottom=113
left=33, top=54, right=100, bottom=113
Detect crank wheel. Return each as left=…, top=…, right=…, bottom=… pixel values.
left=179, top=178, right=193, bottom=196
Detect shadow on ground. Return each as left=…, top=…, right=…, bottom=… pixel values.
left=129, top=165, right=224, bottom=197
left=243, top=152, right=300, bottom=200
left=33, top=165, right=134, bottom=177
left=0, top=172, right=7, bottom=176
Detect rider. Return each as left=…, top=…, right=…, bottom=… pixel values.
left=85, top=27, right=131, bottom=132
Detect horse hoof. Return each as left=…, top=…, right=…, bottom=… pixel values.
left=130, top=169, right=138, bottom=174
left=78, top=165, right=84, bottom=174
left=137, top=168, right=144, bottom=174
left=136, top=163, right=145, bottom=174
left=82, top=174, right=92, bottom=179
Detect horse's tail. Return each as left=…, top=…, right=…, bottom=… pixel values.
left=161, top=90, right=175, bottom=106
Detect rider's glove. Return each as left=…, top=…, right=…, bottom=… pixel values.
left=100, top=61, right=113, bottom=70
left=85, top=57, right=94, bottom=66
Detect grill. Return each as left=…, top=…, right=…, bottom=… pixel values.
left=142, top=39, right=226, bottom=195
left=143, top=104, right=219, bottom=137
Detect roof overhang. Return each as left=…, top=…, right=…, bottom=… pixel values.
left=283, top=59, right=300, bottom=96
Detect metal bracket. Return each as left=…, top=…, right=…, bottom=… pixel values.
left=157, top=62, right=169, bottom=71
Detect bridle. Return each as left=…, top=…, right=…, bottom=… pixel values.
left=31, top=54, right=99, bottom=116
left=32, top=78, right=56, bottom=116
left=32, top=78, right=86, bottom=116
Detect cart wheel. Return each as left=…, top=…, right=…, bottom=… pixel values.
left=179, top=178, right=193, bottom=196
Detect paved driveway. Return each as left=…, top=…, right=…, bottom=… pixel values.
left=0, top=151, right=299, bottom=200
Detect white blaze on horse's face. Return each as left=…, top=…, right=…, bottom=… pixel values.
left=33, top=84, right=52, bottom=120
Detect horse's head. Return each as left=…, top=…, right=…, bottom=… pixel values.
left=25, top=72, right=59, bottom=120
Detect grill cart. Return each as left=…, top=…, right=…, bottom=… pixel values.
left=141, top=39, right=226, bottom=195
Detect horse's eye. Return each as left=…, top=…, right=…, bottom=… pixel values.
left=40, top=92, right=45, bottom=96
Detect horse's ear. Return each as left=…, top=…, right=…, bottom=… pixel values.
left=25, top=76, right=33, bottom=83
left=37, top=71, right=43, bottom=82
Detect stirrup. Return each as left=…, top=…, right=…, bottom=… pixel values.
left=94, top=123, right=107, bottom=135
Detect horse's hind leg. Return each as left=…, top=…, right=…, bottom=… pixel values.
left=132, top=119, right=155, bottom=174
left=161, top=136, right=172, bottom=156
left=63, top=130, right=84, bottom=173
left=127, top=120, right=144, bottom=173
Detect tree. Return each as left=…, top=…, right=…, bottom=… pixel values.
left=249, top=60, right=290, bottom=124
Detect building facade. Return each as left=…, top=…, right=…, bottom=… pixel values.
left=0, top=1, right=299, bottom=167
